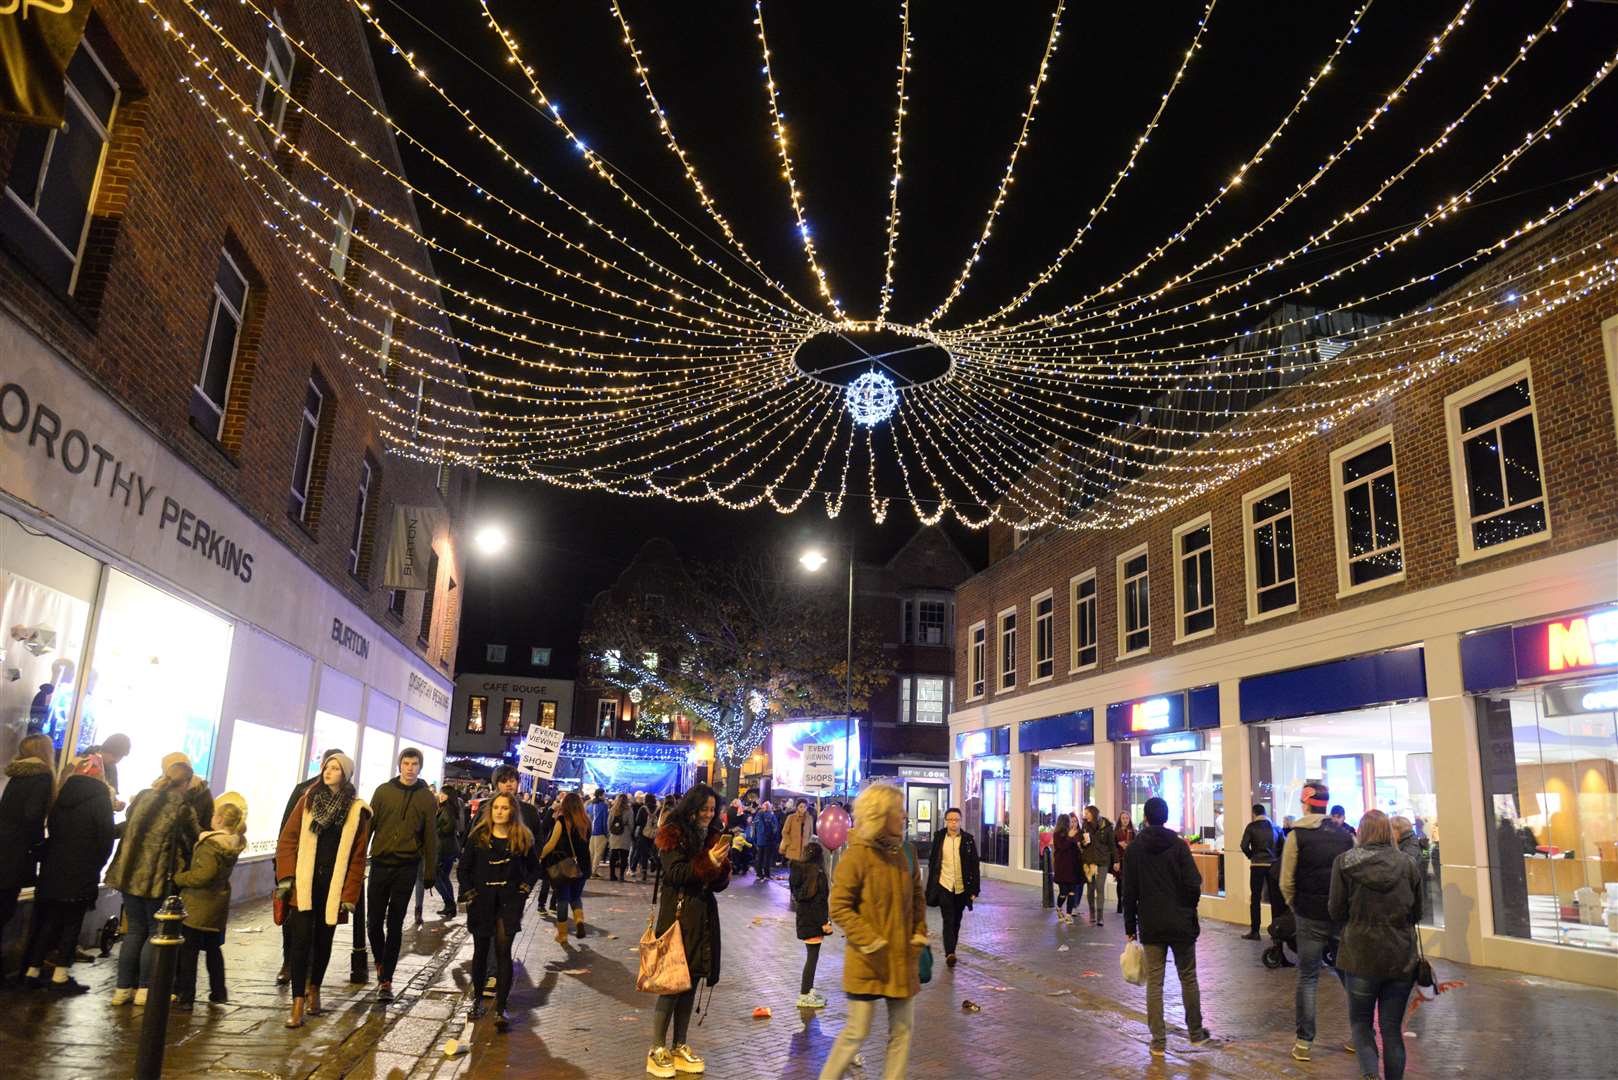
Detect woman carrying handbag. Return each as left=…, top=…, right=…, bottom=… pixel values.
left=540, top=791, right=592, bottom=943
left=644, top=783, right=730, bottom=1078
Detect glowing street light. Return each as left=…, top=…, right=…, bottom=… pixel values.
left=799, top=548, right=828, bottom=572
left=474, top=524, right=509, bottom=557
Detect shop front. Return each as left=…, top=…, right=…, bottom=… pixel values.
left=0, top=309, right=454, bottom=915
left=1463, top=605, right=1618, bottom=953
left=956, top=726, right=1011, bottom=868
left=1019, top=709, right=1095, bottom=873
left=1108, top=687, right=1224, bottom=895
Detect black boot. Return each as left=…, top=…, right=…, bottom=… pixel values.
left=470, top=999, right=487, bottom=1020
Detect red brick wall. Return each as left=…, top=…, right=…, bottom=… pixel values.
left=956, top=191, right=1618, bottom=707
left=0, top=2, right=471, bottom=674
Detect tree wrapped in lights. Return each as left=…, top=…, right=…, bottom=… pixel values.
left=582, top=552, right=890, bottom=785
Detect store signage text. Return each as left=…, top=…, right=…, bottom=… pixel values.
left=1130, top=697, right=1173, bottom=732
left=1144, top=731, right=1203, bottom=756
left=1546, top=611, right=1618, bottom=672
left=408, top=671, right=450, bottom=711
left=478, top=680, right=549, bottom=694
left=0, top=380, right=255, bottom=584
left=1582, top=689, right=1618, bottom=711
left=330, top=617, right=370, bottom=659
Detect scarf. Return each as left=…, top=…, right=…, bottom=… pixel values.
left=306, top=783, right=354, bottom=835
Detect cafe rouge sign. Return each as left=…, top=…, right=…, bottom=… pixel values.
left=1514, top=605, right=1618, bottom=682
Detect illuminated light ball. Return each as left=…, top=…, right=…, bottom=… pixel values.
left=818, top=804, right=851, bottom=850
left=474, top=524, right=509, bottom=556
left=844, top=372, right=899, bottom=427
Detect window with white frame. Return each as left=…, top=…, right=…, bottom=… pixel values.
left=899, top=676, right=949, bottom=724
left=901, top=598, right=913, bottom=643
left=596, top=699, right=619, bottom=736
left=346, top=453, right=375, bottom=577
left=288, top=378, right=324, bottom=523
left=1032, top=590, right=1054, bottom=681
left=1445, top=362, right=1549, bottom=560
left=0, top=42, right=118, bottom=294
left=330, top=195, right=355, bottom=279
left=256, top=12, right=295, bottom=134
left=1243, top=477, right=1297, bottom=619
left=1174, top=516, right=1215, bottom=641
left=1013, top=517, right=1032, bottom=550
left=603, top=649, right=622, bottom=674
left=917, top=598, right=948, bottom=645
left=998, top=608, right=1018, bottom=691
left=485, top=643, right=507, bottom=664
left=1070, top=571, right=1098, bottom=670
left=1331, top=429, right=1404, bottom=593
left=968, top=621, right=986, bottom=699
left=193, top=251, right=249, bottom=438
left=377, top=312, right=394, bottom=377
left=1117, top=545, right=1150, bottom=657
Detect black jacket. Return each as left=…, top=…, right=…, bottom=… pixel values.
left=1241, top=817, right=1282, bottom=866
left=656, top=821, right=731, bottom=985
left=1122, top=825, right=1202, bottom=945
left=34, top=773, right=116, bottom=902
left=457, top=833, right=541, bottom=936
left=1079, top=817, right=1116, bottom=870
left=1286, top=816, right=1354, bottom=922
left=280, top=774, right=321, bottom=833
left=0, top=758, right=53, bottom=889
left=789, top=858, right=830, bottom=941
left=925, top=830, right=981, bottom=907
left=1328, top=843, right=1421, bottom=978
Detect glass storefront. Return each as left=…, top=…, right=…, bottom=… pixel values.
left=225, top=720, right=303, bottom=856
left=1250, top=701, right=1440, bottom=924
left=1027, top=747, right=1095, bottom=871
left=309, top=667, right=364, bottom=779
left=958, top=727, right=1010, bottom=866
left=1478, top=674, right=1618, bottom=951
left=358, top=723, right=398, bottom=800
left=1121, top=733, right=1225, bottom=895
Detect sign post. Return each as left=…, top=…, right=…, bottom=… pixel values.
left=802, top=744, right=835, bottom=794
left=518, top=725, right=564, bottom=781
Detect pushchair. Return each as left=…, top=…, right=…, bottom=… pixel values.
left=1262, top=909, right=1297, bottom=969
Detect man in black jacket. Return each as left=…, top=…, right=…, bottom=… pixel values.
left=1280, top=779, right=1354, bottom=1062
left=924, top=808, right=980, bottom=967
left=1240, top=804, right=1282, bottom=939
left=1123, top=796, right=1216, bottom=1057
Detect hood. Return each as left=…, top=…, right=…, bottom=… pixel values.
left=5, top=757, right=51, bottom=779
left=199, top=829, right=247, bottom=856
left=1138, top=824, right=1182, bottom=854
left=390, top=778, right=429, bottom=794
left=1338, top=844, right=1408, bottom=891
left=53, top=773, right=110, bottom=812
left=1291, top=813, right=1329, bottom=830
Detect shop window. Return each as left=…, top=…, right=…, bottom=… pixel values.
left=1031, top=590, right=1054, bottom=682
left=1331, top=428, right=1404, bottom=595
left=1243, top=477, right=1297, bottom=621
left=959, top=730, right=1010, bottom=867
left=1477, top=679, right=1616, bottom=951
left=485, top=643, right=507, bottom=664
left=0, top=41, right=119, bottom=295
left=187, top=250, right=250, bottom=443
left=306, top=666, right=360, bottom=780
left=466, top=695, right=487, bottom=734
left=347, top=453, right=378, bottom=578
left=1027, top=747, right=1095, bottom=873
left=968, top=621, right=986, bottom=699
left=538, top=700, right=558, bottom=729
left=357, top=725, right=396, bottom=798
left=223, top=720, right=302, bottom=856
left=1445, top=362, right=1549, bottom=561
left=1121, top=733, right=1225, bottom=895
left=899, top=676, right=948, bottom=725
left=1070, top=570, right=1097, bottom=671
left=1173, top=515, right=1215, bottom=643
left=997, top=607, right=1018, bottom=692
left=1117, top=544, right=1150, bottom=658
left=416, top=549, right=440, bottom=646
left=501, top=697, right=523, bottom=735
left=288, top=376, right=326, bottom=525
left=1250, top=702, right=1441, bottom=925
left=256, top=11, right=295, bottom=135
left=596, top=698, right=619, bottom=737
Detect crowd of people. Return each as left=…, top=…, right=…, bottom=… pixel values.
left=0, top=735, right=1432, bottom=1079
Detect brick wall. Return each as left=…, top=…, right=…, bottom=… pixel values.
left=956, top=190, right=1618, bottom=709
left=0, top=1, right=471, bottom=674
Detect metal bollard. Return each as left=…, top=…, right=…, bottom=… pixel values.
left=134, top=895, right=186, bottom=1080
left=1041, top=847, right=1054, bottom=909
left=349, top=878, right=369, bottom=984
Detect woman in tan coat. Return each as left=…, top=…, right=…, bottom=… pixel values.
left=818, top=784, right=927, bottom=1080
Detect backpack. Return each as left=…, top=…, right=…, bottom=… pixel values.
left=611, top=812, right=626, bottom=835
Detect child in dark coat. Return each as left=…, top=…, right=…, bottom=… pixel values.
left=172, top=794, right=248, bottom=1009
left=789, top=840, right=831, bottom=1009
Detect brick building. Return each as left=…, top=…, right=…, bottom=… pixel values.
left=0, top=2, right=467, bottom=917
left=948, top=190, right=1618, bottom=987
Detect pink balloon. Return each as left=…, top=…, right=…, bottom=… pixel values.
left=818, top=805, right=851, bottom=850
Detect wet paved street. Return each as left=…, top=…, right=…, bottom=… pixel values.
left=1, top=870, right=1613, bottom=1079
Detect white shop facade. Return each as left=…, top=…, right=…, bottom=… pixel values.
left=0, top=308, right=453, bottom=906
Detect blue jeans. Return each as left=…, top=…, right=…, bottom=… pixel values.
left=554, top=878, right=585, bottom=923
left=1294, top=916, right=1345, bottom=1043
left=1347, top=973, right=1413, bottom=1080
left=116, top=894, right=165, bottom=990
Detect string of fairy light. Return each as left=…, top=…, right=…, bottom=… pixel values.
left=139, top=0, right=1618, bottom=529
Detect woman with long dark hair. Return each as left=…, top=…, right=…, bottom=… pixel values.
left=20, top=751, right=113, bottom=993
left=644, top=783, right=730, bottom=1079
left=459, top=793, right=539, bottom=1030
left=1051, top=813, right=1082, bottom=923
left=607, top=793, right=634, bottom=882
left=540, top=790, right=592, bottom=943
left=0, top=734, right=56, bottom=971
left=631, top=793, right=659, bottom=882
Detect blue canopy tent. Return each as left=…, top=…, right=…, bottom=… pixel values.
left=553, top=738, right=696, bottom=796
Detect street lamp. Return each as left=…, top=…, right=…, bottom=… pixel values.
left=800, top=542, right=854, bottom=797
left=473, top=523, right=509, bottom=556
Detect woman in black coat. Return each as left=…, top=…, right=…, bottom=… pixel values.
left=1050, top=813, right=1082, bottom=922
left=457, top=794, right=539, bottom=1030
left=0, top=734, right=57, bottom=967
left=645, top=783, right=731, bottom=1078
left=23, top=755, right=116, bottom=992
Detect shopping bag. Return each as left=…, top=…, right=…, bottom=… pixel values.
left=1120, top=940, right=1146, bottom=986
left=918, top=944, right=934, bottom=985
left=636, top=898, right=691, bottom=995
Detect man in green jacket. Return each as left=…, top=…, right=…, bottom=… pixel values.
left=367, top=747, right=437, bottom=1001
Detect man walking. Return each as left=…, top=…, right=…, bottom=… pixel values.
left=924, top=808, right=980, bottom=968
left=367, top=748, right=437, bottom=1002
left=1281, top=779, right=1354, bottom=1061
left=1240, top=803, right=1283, bottom=940
left=586, top=788, right=610, bottom=869
left=1124, top=796, right=1217, bottom=1056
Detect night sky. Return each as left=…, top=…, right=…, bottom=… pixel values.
left=359, top=0, right=1618, bottom=676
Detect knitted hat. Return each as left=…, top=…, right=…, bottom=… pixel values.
left=1301, top=780, right=1330, bottom=811
left=74, top=753, right=105, bottom=779
left=325, top=752, right=356, bottom=784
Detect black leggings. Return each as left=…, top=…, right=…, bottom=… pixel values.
left=609, top=849, right=629, bottom=879
left=22, top=899, right=88, bottom=971
left=1056, top=883, right=1077, bottom=914
left=286, top=910, right=338, bottom=998
left=653, top=988, right=697, bottom=1048
left=471, top=918, right=515, bottom=1010
left=800, top=942, right=820, bottom=995
left=176, top=926, right=226, bottom=1003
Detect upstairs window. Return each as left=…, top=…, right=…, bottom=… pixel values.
left=330, top=195, right=355, bottom=279
left=1070, top=571, right=1097, bottom=671
left=485, top=644, right=507, bottom=664
left=377, top=312, right=395, bottom=378
left=466, top=695, right=487, bottom=734
left=1117, top=545, right=1150, bottom=657
left=288, top=377, right=325, bottom=524
left=256, top=11, right=295, bottom=135
left=191, top=250, right=249, bottom=440
left=899, top=676, right=949, bottom=724
left=1032, top=590, right=1054, bottom=681
left=998, top=608, right=1018, bottom=691
left=1445, top=363, right=1549, bottom=561
left=0, top=42, right=119, bottom=294
left=501, top=698, right=523, bottom=736
left=346, top=453, right=378, bottom=578
left=1331, top=429, right=1404, bottom=594
left=1173, top=516, right=1215, bottom=642
left=596, top=699, right=619, bottom=737
left=917, top=599, right=949, bottom=646
left=416, top=548, right=440, bottom=646
left=603, top=649, right=622, bottom=674
left=1013, top=517, right=1032, bottom=550
left=1243, top=477, right=1298, bottom=620
left=968, top=621, right=986, bottom=699
left=387, top=588, right=407, bottom=619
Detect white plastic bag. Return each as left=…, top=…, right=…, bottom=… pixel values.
left=1120, top=940, right=1146, bottom=986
